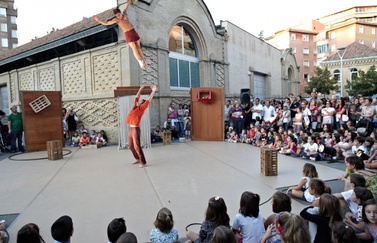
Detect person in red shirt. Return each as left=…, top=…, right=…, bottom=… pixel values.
left=80, top=131, right=90, bottom=147
left=126, top=84, right=157, bottom=168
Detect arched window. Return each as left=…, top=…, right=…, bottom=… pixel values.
left=333, top=69, right=340, bottom=81
left=168, top=25, right=200, bottom=89
left=350, top=68, right=358, bottom=81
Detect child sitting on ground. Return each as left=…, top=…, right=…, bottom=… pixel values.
left=239, top=129, right=247, bottom=143
left=344, top=187, right=374, bottom=232
left=287, top=163, right=318, bottom=203
left=80, top=131, right=90, bottom=147
left=231, top=191, right=265, bottom=242
left=71, top=131, right=80, bottom=147
left=150, top=207, right=179, bottom=243
left=280, top=134, right=297, bottom=155
left=228, top=130, right=238, bottom=143
left=96, top=132, right=106, bottom=147
left=90, top=130, right=97, bottom=144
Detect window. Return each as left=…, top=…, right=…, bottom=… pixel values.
left=373, top=28, right=376, bottom=35
left=331, top=45, right=336, bottom=52
left=359, top=26, right=364, bottom=34
left=0, top=86, right=9, bottom=112
left=373, top=41, right=376, bottom=48
left=10, top=16, right=16, bottom=24
left=350, top=68, right=358, bottom=81
left=11, top=30, right=16, bottom=38
left=1, top=38, right=8, bottom=48
left=292, top=47, right=296, bottom=54
left=333, top=70, right=340, bottom=81
left=303, top=60, right=310, bottom=67
left=313, top=36, right=317, bottom=42
left=0, top=8, right=6, bottom=17
left=331, top=32, right=336, bottom=39
left=291, top=33, right=296, bottom=40
left=169, top=25, right=200, bottom=89
left=303, top=73, right=309, bottom=80
left=359, top=40, right=365, bottom=44
left=303, top=48, right=309, bottom=54
left=12, top=43, right=17, bottom=48
left=0, top=23, right=6, bottom=32
left=302, top=34, right=309, bottom=42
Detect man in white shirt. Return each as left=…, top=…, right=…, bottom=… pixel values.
left=262, top=100, right=275, bottom=124
left=251, top=98, right=263, bottom=122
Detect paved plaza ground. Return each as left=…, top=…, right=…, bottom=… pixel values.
left=0, top=141, right=345, bottom=243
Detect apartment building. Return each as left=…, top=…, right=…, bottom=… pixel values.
left=0, top=0, right=17, bottom=53
left=267, top=5, right=377, bottom=96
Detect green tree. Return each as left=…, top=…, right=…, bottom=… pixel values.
left=305, top=66, right=339, bottom=97
left=345, top=65, right=377, bottom=97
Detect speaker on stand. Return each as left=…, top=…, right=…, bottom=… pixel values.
left=240, top=89, right=251, bottom=105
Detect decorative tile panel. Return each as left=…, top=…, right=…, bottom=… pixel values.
left=141, top=47, right=158, bottom=84
left=62, top=60, right=85, bottom=96
left=63, top=99, right=118, bottom=142
left=93, top=51, right=120, bottom=93
left=38, top=67, right=55, bottom=91
left=19, top=71, right=34, bottom=90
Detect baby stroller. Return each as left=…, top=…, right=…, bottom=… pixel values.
left=355, top=118, right=374, bottom=137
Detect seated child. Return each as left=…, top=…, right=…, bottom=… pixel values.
left=226, top=127, right=233, bottom=140
left=90, top=130, right=97, bottom=144
left=287, top=163, right=318, bottom=203
left=71, top=131, right=80, bottom=147
left=96, top=132, right=106, bottom=147
left=239, top=129, right=247, bottom=143
left=100, top=130, right=108, bottom=143
left=151, top=125, right=163, bottom=143
left=280, top=134, right=297, bottom=155
left=228, top=130, right=239, bottom=143
left=80, top=131, right=90, bottom=147
left=246, top=124, right=256, bottom=144
left=344, top=187, right=374, bottom=232
left=150, top=207, right=179, bottom=243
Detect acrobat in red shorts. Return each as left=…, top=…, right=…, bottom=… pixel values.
left=124, top=28, right=140, bottom=44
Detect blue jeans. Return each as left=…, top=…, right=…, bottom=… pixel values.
left=11, top=130, right=23, bottom=152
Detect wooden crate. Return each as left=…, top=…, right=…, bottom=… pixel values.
left=260, top=147, right=278, bottom=176
left=163, top=130, right=172, bottom=145
left=47, top=140, right=63, bottom=160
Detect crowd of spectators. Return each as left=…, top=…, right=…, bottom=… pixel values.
left=224, top=91, right=377, bottom=163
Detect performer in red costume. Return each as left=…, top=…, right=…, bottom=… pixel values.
left=126, top=84, right=157, bottom=168
left=94, top=0, right=147, bottom=69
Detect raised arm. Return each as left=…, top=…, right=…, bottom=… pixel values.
left=136, top=85, right=145, bottom=98
left=93, top=16, right=117, bottom=26
left=148, top=84, right=157, bottom=102
left=125, top=0, right=131, bottom=13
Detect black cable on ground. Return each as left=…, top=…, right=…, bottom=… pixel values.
left=8, top=149, right=72, bottom=161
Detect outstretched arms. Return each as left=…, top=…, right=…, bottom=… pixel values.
left=93, top=16, right=117, bottom=26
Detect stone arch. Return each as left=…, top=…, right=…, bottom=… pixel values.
left=167, top=16, right=208, bottom=60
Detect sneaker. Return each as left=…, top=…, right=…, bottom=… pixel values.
left=132, top=160, right=140, bottom=165
left=139, top=164, right=147, bottom=168
left=302, top=156, right=306, bottom=159
left=332, top=156, right=337, bottom=160
left=310, top=157, right=316, bottom=161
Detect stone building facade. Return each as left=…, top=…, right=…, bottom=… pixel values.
left=0, top=0, right=299, bottom=143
